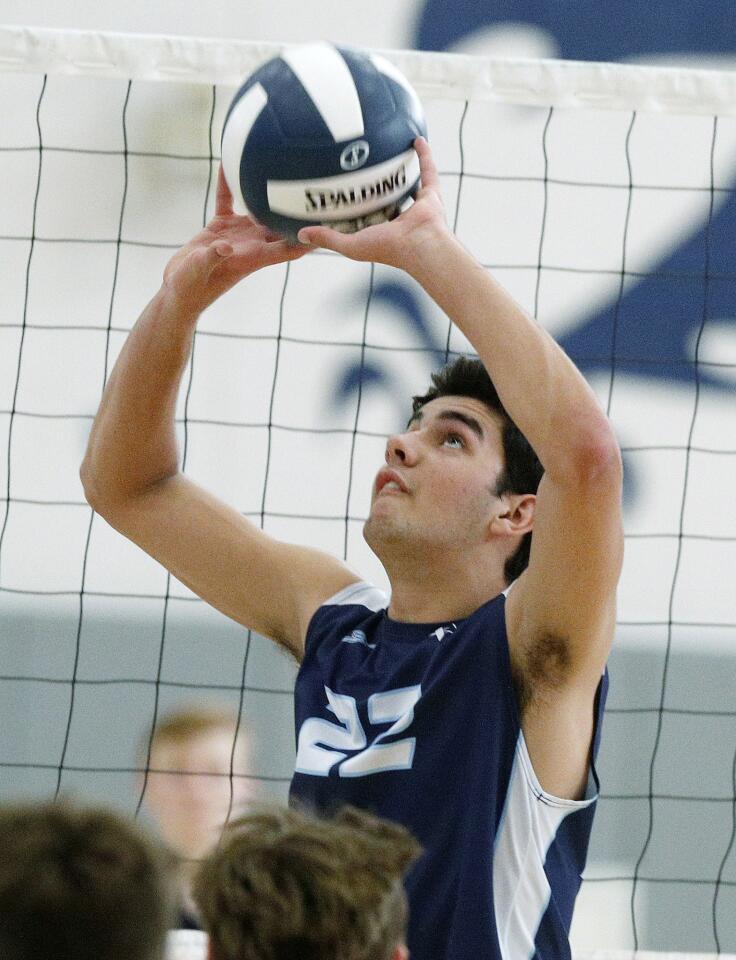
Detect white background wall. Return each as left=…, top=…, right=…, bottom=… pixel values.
left=0, top=1, right=418, bottom=49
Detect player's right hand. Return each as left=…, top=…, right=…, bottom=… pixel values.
left=295, top=137, right=449, bottom=274
left=160, top=167, right=310, bottom=317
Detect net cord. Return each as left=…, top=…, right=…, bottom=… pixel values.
left=3, top=25, right=736, bottom=116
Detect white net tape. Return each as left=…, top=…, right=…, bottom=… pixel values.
left=3, top=25, right=736, bottom=115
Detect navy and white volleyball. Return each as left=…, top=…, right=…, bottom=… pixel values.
left=221, top=43, right=427, bottom=240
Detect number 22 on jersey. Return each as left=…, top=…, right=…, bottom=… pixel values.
left=295, top=685, right=422, bottom=777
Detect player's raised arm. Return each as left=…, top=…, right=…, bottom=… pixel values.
left=299, top=137, right=623, bottom=792
left=81, top=170, right=359, bottom=659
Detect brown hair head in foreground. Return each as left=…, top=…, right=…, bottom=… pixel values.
left=0, top=799, right=176, bottom=960
left=195, top=804, right=421, bottom=960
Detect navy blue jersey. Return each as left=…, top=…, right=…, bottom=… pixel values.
left=290, top=582, right=607, bottom=960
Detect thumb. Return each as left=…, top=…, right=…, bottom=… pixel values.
left=207, top=240, right=234, bottom=266
left=167, top=240, right=233, bottom=295
left=297, top=226, right=347, bottom=252
left=191, top=240, right=233, bottom=280
left=212, top=240, right=233, bottom=258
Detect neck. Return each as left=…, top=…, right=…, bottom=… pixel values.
left=382, top=546, right=508, bottom=623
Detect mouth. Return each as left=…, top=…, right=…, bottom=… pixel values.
left=375, top=468, right=409, bottom=497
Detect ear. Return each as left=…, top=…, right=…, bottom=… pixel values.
left=392, top=944, right=410, bottom=960
left=490, top=493, right=536, bottom=538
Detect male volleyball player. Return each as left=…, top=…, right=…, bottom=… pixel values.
left=194, top=804, right=419, bottom=960
left=81, top=137, right=623, bottom=960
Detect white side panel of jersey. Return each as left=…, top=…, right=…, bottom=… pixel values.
left=322, top=580, right=388, bottom=611
left=493, top=733, right=597, bottom=960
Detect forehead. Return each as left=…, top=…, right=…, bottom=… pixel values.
left=411, top=394, right=504, bottom=443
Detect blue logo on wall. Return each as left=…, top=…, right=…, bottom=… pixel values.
left=331, top=1, right=735, bottom=504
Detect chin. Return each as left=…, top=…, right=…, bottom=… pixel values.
left=363, top=513, right=415, bottom=555
left=363, top=513, right=390, bottom=551
left=362, top=515, right=380, bottom=551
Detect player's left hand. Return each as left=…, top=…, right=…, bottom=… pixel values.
left=296, top=137, right=450, bottom=272
left=161, top=168, right=311, bottom=318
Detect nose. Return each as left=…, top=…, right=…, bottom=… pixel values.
left=385, top=431, right=418, bottom=466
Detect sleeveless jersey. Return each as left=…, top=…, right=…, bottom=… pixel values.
left=289, top=582, right=607, bottom=960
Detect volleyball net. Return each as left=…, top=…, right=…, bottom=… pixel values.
left=0, top=25, right=734, bottom=956
left=165, top=930, right=736, bottom=960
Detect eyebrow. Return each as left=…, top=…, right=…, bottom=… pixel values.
left=407, top=408, right=485, bottom=440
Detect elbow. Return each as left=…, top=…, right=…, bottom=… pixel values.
left=570, top=426, right=623, bottom=489
left=79, top=453, right=127, bottom=517
left=79, top=457, right=106, bottom=513
left=543, top=407, right=623, bottom=492
left=545, top=407, right=622, bottom=489
left=80, top=454, right=177, bottom=518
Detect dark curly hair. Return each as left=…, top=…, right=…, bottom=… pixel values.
left=412, top=355, right=543, bottom=583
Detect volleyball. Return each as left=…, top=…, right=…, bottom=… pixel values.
left=220, top=43, right=427, bottom=240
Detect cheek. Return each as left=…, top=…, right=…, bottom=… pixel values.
left=463, top=473, right=498, bottom=513
left=447, top=464, right=485, bottom=496
left=426, top=473, right=488, bottom=513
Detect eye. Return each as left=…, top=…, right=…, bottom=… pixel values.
left=443, top=432, right=465, bottom=449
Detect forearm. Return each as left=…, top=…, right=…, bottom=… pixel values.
left=81, top=290, right=198, bottom=505
left=82, top=167, right=311, bottom=508
left=404, top=232, right=618, bottom=477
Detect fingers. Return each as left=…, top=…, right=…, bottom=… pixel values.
left=216, top=166, right=234, bottom=217
left=205, top=236, right=308, bottom=275
left=297, top=225, right=352, bottom=254
left=258, top=238, right=311, bottom=264
left=414, top=136, right=440, bottom=192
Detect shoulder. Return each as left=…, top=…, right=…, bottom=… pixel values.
left=317, top=581, right=388, bottom=612
left=305, top=581, right=388, bottom=650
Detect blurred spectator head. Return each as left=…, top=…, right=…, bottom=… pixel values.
left=194, top=804, right=421, bottom=960
left=141, top=705, right=254, bottom=862
left=0, top=800, right=175, bottom=960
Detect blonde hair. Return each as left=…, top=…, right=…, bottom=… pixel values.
left=139, top=705, right=251, bottom=776
left=194, top=805, right=421, bottom=960
left=147, top=704, right=242, bottom=752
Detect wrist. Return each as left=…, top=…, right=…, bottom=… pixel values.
left=401, top=228, right=469, bottom=287
left=152, top=284, right=204, bottom=330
